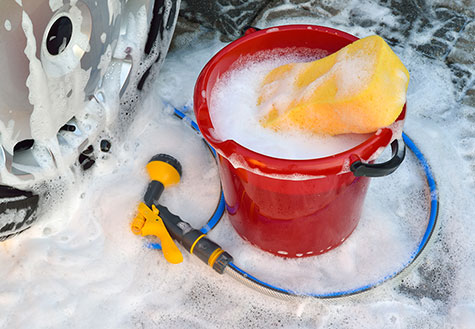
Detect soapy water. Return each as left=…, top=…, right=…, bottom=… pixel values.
left=1, top=13, right=475, bottom=329
left=210, top=48, right=372, bottom=160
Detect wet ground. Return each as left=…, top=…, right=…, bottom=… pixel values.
left=2, top=1, right=474, bottom=328
left=169, top=0, right=475, bottom=326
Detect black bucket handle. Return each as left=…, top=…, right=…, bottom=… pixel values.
left=350, top=138, right=406, bottom=177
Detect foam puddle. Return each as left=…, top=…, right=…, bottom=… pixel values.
left=1, top=22, right=475, bottom=329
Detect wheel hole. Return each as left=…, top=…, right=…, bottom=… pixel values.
left=12, top=140, right=37, bottom=175
left=46, top=16, right=73, bottom=55
left=14, top=139, right=34, bottom=152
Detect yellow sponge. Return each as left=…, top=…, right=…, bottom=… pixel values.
left=257, top=35, right=409, bottom=135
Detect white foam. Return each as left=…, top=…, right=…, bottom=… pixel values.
left=107, top=0, right=121, bottom=25
left=333, top=48, right=373, bottom=97
left=49, top=0, right=63, bottom=12
left=266, top=27, right=280, bottom=33
left=209, top=49, right=372, bottom=160
left=4, top=19, right=11, bottom=31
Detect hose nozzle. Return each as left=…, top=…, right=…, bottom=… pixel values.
left=131, top=153, right=233, bottom=273
left=131, top=154, right=184, bottom=264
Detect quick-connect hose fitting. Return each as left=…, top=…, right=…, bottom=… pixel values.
left=156, top=204, right=233, bottom=274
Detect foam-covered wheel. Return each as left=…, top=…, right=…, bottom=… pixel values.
left=0, top=186, right=39, bottom=241
left=0, top=0, right=180, bottom=241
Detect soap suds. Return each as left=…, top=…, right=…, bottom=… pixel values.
left=210, top=49, right=373, bottom=160
left=49, top=0, right=64, bottom=12
left=4, top=19, right=11, bottom=31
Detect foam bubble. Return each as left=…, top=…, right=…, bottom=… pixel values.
left=4, top=19, right=11, bottom=31
left=333, top=48, right=373, bottom=97
left=49, top=0, right=63, bottom=12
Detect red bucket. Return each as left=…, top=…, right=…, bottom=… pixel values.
left=194, top=25, right=406, bottom=258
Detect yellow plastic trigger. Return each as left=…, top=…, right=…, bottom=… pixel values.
left=136, top=202, right=183, bottom=264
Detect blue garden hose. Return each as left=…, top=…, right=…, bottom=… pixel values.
left=171, top=107, right=223, bottom=233
left=156, top=105, right=439, bottom=299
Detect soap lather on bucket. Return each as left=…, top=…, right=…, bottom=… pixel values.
left=257, top=35, right=409, bottom=135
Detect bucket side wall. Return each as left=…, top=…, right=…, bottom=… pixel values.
left=219, top=155, right=371, bottom=257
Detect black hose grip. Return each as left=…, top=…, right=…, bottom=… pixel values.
left=350, top=138, right=406, bottom=177
left=189, top=236, right=220, bottom=263
left=143, top=180, right=164, bottom=207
